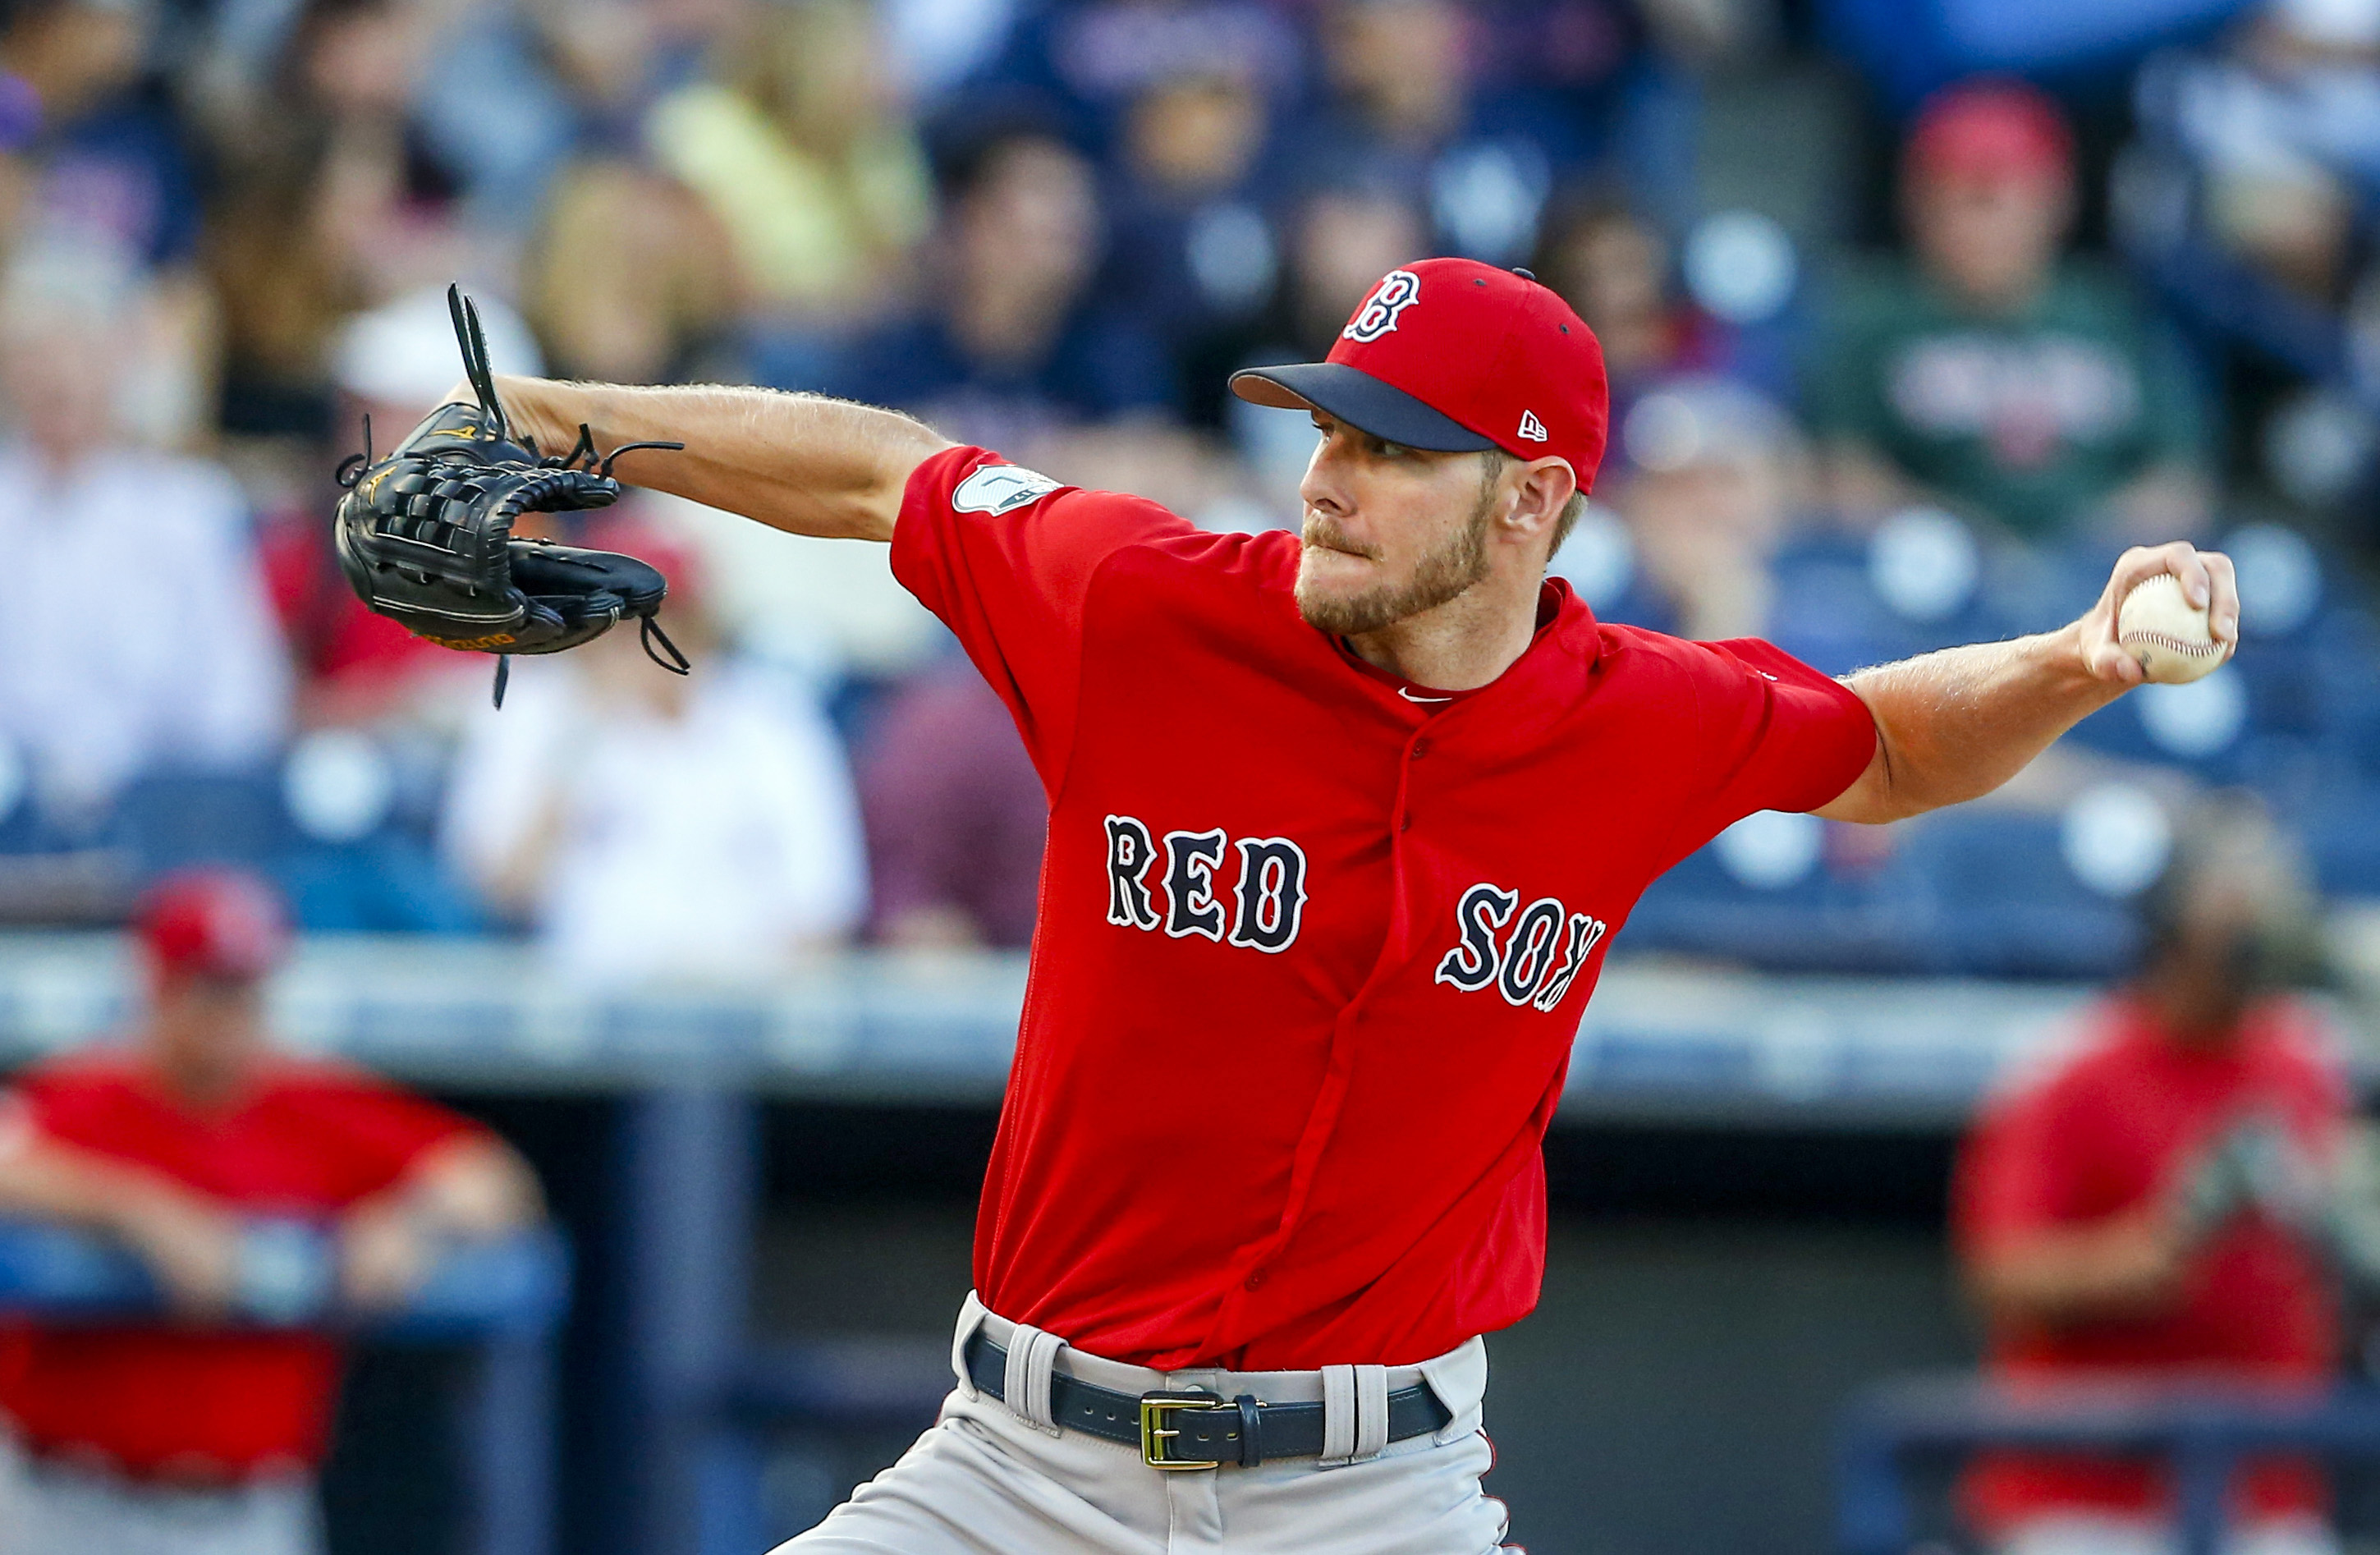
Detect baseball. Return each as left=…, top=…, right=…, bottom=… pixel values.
left=2117, top=572, right=2232, bottom=684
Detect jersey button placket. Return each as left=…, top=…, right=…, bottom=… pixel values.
left=1398, top=730, right=1433, bottom=834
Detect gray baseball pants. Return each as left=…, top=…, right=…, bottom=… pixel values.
left=0, top=1437, right=320, bottom=1555
left=773, top=1292, right=1517, bottom=1554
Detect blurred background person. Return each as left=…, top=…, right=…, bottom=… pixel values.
left=1952, top=798, right=2344, bottom=1555
left=857, top=647, right=1045, bottom=952
left=1574, top=374, right=1808, bottom=640
left=1, top=0, right=218, bottom=450
left=644, top=0, right=933, bottom=332
left=523, top=156, right=738, bottom=388
left=948, top=0, right=1303, bottom=157
left=814, top=122, right=1172, bottom=450
left=440, top=522, right=869, bottom=984
left=1282, top=0, right=1568, bottom=265
left=201, top=0, right=492, bottom=439
left=1228, top=181, right=1426, bottom=511
left=0, top=869, right=542, bottom=1555
left=1099, top=67, right=1279, bottom=426
left=0, top=243, right=288, bottom=834
left=1807, top=79, right=2215, bottom=548
left=1250, top=180, right=1429, bottom=369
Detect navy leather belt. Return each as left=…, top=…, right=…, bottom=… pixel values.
left=963, top=1330, right=1452, bottom=1470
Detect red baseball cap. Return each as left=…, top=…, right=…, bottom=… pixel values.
left=1905, top=80, right=2073, bottom=187
left=134, top=869, right=291, bottom=980
left=1231, top=258, right=1611, bottom=493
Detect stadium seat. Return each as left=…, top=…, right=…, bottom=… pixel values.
left=1893, top=809, right=2142, bottom=979
left=1627, top=812, right=1934, bottom=973
left=112, top=768, right=289, bottom=880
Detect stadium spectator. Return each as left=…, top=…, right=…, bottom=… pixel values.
left=203, top=0, right=496, bottom=438
left=953, top=0, right=1304, bottom=157
left=1953, top=799, right=2346, bottom=1555
left=1585, top=375, right=1805, bottom=640
left=439, top=522, right=869, bottom=984
left=1281, top=0, right=1588, bottom=265
left=1102, top=67, right=1280, bottom=425
left=646, top=0, right=933, bottom=325
left=2143, top=0, right=2380, bottom=310
left=1807, top=80, right=2214, bottom=546
left=1227, top=181, right=1426, bottom=510
left=1537, top=200, right=1731, bottom=427
left=1256, top=181, right=1429, bottom=366
left=814, top=125, right=1172, bottom=447
left=522, top=155, right=741, bottom=386
left=0, top=868, right=542, bottom=1555
left=0, top=245, right=289, bottom=832
left=1, top=0, right=222, bottom=452
left=3, top=0, right=198, bottom=273
left=859, top=651, right=1047, bottom=950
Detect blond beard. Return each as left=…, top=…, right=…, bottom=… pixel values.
left=1295, top=484, right=1495, bottom=635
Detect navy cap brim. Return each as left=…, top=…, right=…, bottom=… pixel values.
left=1230, top=362, right=1497, bottom=453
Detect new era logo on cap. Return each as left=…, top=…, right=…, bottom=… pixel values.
left=1228, top=258, right=1610, bottom=493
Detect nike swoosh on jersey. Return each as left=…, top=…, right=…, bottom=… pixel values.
left=1398, top=687, right=1454, bottom=704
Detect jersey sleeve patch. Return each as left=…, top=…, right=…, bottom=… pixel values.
left=952, top=464, right=1062, bottom=515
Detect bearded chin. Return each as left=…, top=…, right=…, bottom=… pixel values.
left=1295, top=501, right=1493, bottom=635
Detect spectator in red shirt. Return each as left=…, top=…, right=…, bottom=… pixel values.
left=0, top=869, right=542, bottom=1555
left=1954, top=798, right=2346, bottom=1555
left=859, top=650, right=1048, bottom=950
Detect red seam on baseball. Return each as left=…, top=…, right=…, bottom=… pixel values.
left=2120, top=631, right=2223, bottom=657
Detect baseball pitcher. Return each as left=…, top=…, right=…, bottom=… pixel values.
left=338, top=263, right=2240, bottom=1553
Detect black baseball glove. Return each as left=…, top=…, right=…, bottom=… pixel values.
left=332, top=284, right=690, bottom=705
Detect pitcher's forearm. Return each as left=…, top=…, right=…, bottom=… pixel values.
left=1825, top=626, right=2124, bottom=822
left=1816, top=542, right=2237, bottom=823
left=488, top=378, right=952, bottom=543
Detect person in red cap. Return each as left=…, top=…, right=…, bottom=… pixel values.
left=1954, top=799, right=2350, bottom=1555
left=454, top=255, right=2236, bottom=1551
left=1809, top=78, right=2213, bottom=544
left=0, top=867, right=541, bottom=1555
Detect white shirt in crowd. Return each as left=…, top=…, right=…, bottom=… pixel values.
left=0, top=444, right=290, bottom=816
left=442, top=655, right=869, bottom=984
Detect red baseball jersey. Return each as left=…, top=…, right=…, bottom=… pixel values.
left=892, top=446, right=1877, bottom=1369
left=0, top=1050, right=479, bottom=1477
left=1954, top=995, right=2346, bottom=1530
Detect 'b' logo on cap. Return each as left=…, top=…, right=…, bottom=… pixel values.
left=1342, top=269, right=1423, bottom=342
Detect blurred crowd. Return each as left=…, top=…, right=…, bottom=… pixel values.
left=2, top=0, right=2380, bottom=982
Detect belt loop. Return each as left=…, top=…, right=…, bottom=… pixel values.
left=1350, top=1365, right=1390, bottom=1462
left=1233, top=1394, right=1263, bottom=1469
left=1002, top=1322, right=1066, bottom=1437
left=950, top=1292, right=989, bottom=1401
left=1318, top=1365, right=1356, bottom=1466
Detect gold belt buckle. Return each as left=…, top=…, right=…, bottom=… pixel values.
left=1139, top=1391, right=1236, bottom=1470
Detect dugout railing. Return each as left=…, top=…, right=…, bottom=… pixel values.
left=1838, top=1372, right=2380, bottom=1555
left=0, top=1218, right=570, bottom=1555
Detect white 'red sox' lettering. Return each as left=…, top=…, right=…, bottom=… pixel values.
left=1105, top=814, right=1309, bottom=952
left=1433, top=881, right=1606, bottom=1012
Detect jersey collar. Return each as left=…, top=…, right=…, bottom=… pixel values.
left=1326, top=577, right=1598, bottom=710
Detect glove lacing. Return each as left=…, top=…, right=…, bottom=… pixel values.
left=343, top=287, right=698, bottom=710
